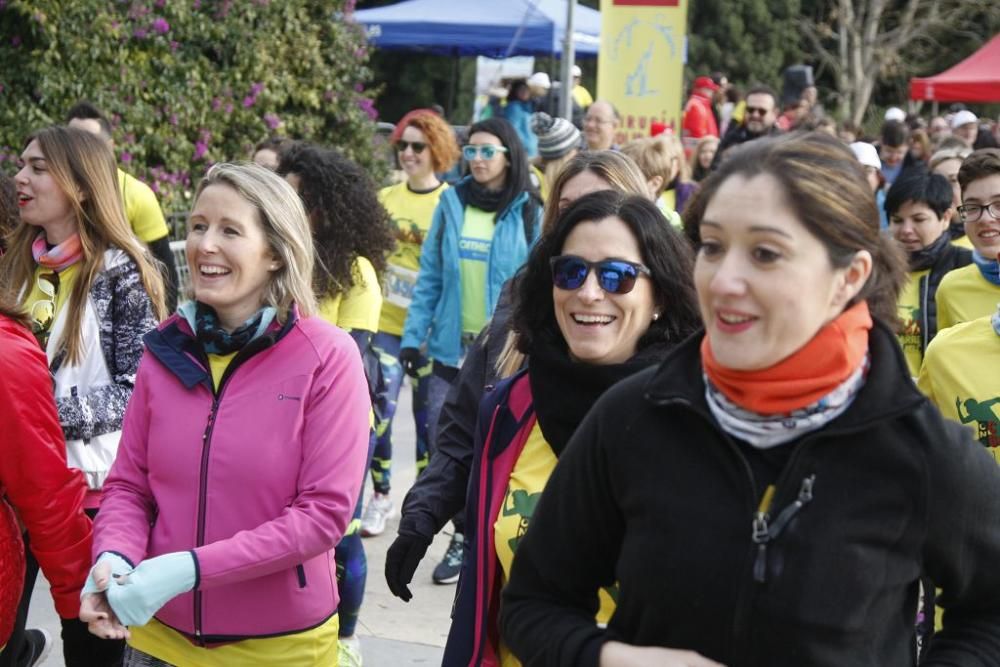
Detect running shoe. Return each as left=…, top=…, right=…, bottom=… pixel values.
left=24, top=629, right=52, bottom=667
left=359, top=492, right=395, bottom=537
left=432, top=532, right=464, bottom=584
left=338, top=635, right=363, bottom=667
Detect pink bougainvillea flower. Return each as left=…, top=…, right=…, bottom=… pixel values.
left=243, top=96, right=255, bottom=108
left=152, top=17, right=170, bottom=34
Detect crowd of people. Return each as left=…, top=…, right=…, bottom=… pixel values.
left=1, top=72, right=1000, bottom=667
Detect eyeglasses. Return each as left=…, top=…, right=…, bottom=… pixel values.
left=29, top=270, right=59, bottom=348
left=584, top=115, right=615, bottom=126
left=958, top=200, right=1000, bottom=223
left=745, top=106, right=771, bottom=117
left=550, top=255, right=651, bottom=295
left=462, top=144, right=508, bottom=161
left=395, top=140, right=427, bottom=154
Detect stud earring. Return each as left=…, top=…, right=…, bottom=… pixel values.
left=652, top=312, right=660, bottom=321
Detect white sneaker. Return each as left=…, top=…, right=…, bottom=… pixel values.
left=360, top=492, right=395, bottom=537
left=338, top=635, right=363, bottom=667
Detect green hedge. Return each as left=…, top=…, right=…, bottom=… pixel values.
left=0, top=0, right=382, bottom=216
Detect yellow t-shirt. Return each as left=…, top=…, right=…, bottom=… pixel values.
left=918, top=316, right=1000, bottom=464
left=897, top=269, right=930, bottom=377
left=128, top=615, right=339, bottom=667
left=572, top=84, right=594, bottom=109
left=459, top=207, right=496, bottom=336
left=208, top=352, right=237, bottom=390
left=952, top=235, right=974, bottom=250
left=25, top=264, right=79, bottom=338
left=494, top=422, right=615, bottom=667
left=119, top=169, right=169, bottom=243
left=378, top=181, right=449, bottom=336
left=935, top=264, right=1000, bottom=332
left=318, top=256, right=382, bottom=333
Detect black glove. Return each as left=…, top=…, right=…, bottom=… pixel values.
left=398, top=347, right=422, bottom=379
left=385, top=533, right=432, bottom=602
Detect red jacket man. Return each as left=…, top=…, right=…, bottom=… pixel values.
left=682, top=76, right=720, bottom=151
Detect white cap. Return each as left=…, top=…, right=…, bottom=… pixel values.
left=951, top=109, right=978, bottom=128
left=884, top=107, right=906, bottom=123
left=885, top=107, right=906, bottom=123
left=527, top=72, right=551, bottom=90
left=571, top=65, right=582, bottom=78
left=850, top=142, right=881, bottom=170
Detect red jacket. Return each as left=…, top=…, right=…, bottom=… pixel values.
left=682, top=92, right=719, bottom=141
left=0, top=315, right=92, bottom=644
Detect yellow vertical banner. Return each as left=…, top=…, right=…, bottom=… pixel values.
left=597, top=0, right=688, bottom=145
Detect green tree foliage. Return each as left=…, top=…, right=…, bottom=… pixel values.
left=0, top=0, right=380, bottom=215
left=687, top=0, right=802, bottom=91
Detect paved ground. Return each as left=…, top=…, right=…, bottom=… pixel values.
left=27, top=379, right=453, bottom=665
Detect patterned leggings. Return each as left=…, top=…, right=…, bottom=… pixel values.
left=369, top=332, right=431, bottom=494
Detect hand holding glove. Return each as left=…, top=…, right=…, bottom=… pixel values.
left=385, top=533, right=432, bottom=602
left=79, top=552, right=133, bottom=640
left=398, top=347, right=423, bottom=379
left=107, top=551, right=196, bottom=627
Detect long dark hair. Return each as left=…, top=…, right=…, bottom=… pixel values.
left=277, top=143, right=396, bottom=298
left=512, top=190, right=701, bottom=354
left=466, top=117, right=536, bottom=218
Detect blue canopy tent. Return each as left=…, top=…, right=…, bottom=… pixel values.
left=352, top=0, right=600, bottom=57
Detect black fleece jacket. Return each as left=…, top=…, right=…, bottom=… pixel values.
left=501, top=321, right=1000, bottom=667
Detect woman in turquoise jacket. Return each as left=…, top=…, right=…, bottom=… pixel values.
left=399, top=117, right=541, bottom=574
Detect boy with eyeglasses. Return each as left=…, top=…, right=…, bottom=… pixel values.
left=935, top=148, right=1000, bottom=331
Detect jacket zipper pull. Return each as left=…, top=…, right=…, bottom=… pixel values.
left=752, top=513, right=769, bottom=582
left=751, top=485, right=775, bottom=583
left=750, top=476, right=817, bottom=584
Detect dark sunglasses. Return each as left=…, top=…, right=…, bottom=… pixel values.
left=550, top=255, right=651, bottom=295
left=395, top=140, right=427, bottom=154
left=745, top=106, right=770, bottom=116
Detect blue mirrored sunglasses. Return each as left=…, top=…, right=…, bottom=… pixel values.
left=549, top=255, right=651, bottom=295
left=462, top=144, right=508, bottom=161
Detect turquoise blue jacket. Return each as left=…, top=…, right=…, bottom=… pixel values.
left=401, top=178, right=541, bottom=366
left=504, top=99, right=538, bottom=158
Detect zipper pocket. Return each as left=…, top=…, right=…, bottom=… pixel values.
left=296, top=564, right=307, bottom=588
left=752, top=475, right=816, bottom=583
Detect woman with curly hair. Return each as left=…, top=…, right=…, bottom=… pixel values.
left=277, top=143, right=396, bottom=665
left=362, top=109, right=460, bottom=540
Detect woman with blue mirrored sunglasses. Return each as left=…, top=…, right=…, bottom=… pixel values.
left=549, top=255, right=651, bottom=294
left=435, top=190, right=700, bottom=664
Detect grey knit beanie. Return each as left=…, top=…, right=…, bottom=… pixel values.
left=531, top=112, right=581, bottom=160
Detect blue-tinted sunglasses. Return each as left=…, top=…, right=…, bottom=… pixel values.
left=550, top=255, right=651, bottom=295
left=462, top=144, right=508, bottom=161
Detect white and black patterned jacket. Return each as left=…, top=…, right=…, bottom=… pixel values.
left=46, top=247, right=158, bottom=489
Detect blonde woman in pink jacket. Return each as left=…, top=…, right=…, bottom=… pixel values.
left=79, top=164, right=372, bottom=666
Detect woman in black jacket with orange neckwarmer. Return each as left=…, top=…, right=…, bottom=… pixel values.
left=501, top=132, right=1000, bottom=667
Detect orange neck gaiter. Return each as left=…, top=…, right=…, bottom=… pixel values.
left=701, top=301, right=873, bottom=415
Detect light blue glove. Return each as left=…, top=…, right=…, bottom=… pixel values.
left=81, top=552, right=133, bottom=598
left=106, top=551, right=196, bottom=627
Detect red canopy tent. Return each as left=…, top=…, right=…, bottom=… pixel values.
left=910, top=33, right=1000, bottom=102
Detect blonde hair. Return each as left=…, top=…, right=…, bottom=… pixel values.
left=192, top=163, right=317, bottom=318
left=0, top=126, right=166, bottom=365
left=621, top=134, right=690, bottom=195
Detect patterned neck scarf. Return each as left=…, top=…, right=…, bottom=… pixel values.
left=32, top=231, right=83, bottom=272
left=705, top=355, right=870, bottom=449
left=972, top=251, right=1000, bottom=286
left=179, top=301, right=277, bottom=355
